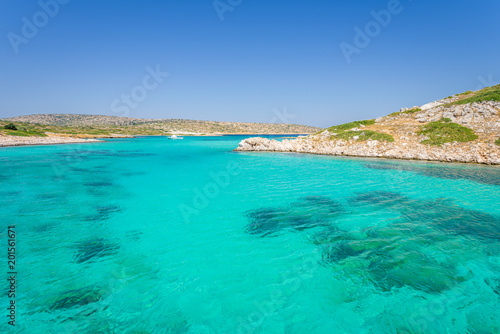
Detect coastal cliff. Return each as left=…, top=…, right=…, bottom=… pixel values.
left=235, top=86, right=500, bottom=165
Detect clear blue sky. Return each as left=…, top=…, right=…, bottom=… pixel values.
left=1, top=0, right=499, bottom=127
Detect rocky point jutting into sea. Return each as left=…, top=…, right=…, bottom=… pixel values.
left=235, top=90, right=500, bottom=165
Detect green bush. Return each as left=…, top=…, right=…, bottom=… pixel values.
left=418, top=119, right=478, bottom=146
left=333, top=130, right=394, bottom=142
left=388, top=108, right=422, bottom=117
left=446, top=84, right=500, bottom=106
left=403, top=108, right=422, bottom=114
left=495, top=137, right=500, bottom=146
left=4, top=123, right=18, bottom=130
left=326, top=120, right=375, bottom=133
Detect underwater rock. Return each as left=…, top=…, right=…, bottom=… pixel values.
left=32, top=223, right=56, bottom=233
left=402, top=200, right=500, bottom=241
left=322, top=242, right=365, bottom=263
left=121, top=171, right=147, bottom=177
left=245, top=196, right=343, bottom=237
left=310, top=226, right=343, bottom=245
left=84, top=205, right=121, bottom=222
left=350, top=191, right=500, bottom=241
left=293, top=196, right=343, bottom=214
left=368, top=250, right=465, bottom=293
left=84, top=181, right=114, bottom=187
left=349, top=191, right=406, bottom=207
left=485, top=278, right=500, bottom=296
left=319, top=220, right=469, bottom=294
left=49, top=286, right=103, bottom=310
left=73, top=238, right=119, bottom=263
left=125, top=230, right=143, bottom=241
left=365, top=162, right=500, bottom=186
left=245, top=207, right=288, bottom=236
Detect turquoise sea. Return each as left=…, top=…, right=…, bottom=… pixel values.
left=1, top=135, right=500, bottom=333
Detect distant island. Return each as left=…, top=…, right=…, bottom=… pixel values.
left=236, top=84, right=500, bottom=165
left=0, top=115, right=321, bottom=147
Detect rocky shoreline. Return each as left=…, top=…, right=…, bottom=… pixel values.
left=235, top=136, right=500, bottom=164
left=235, top=101, right=500, bottom=165
left=0, top=136, right=102, bottom=148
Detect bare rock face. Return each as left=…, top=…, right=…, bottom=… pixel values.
left=235, top=101, right=500, bottom=165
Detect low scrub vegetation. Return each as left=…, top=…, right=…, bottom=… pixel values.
left=403, top=107, right=422, bottom=114
left=4, top=123, right=17, bottom=130
left=0, top=121, right=47, bottom=137
left=333, top=130, right=394, bottom=142
left=446, top=84, right=500, bottom=106
left=388, top=108, right=422, bottom=117
left=1, top=116, right=321, bottom=136
left=323, top=119, right=393, bottom=142
left=495, top=137, right=500, bottom=146
left=419, top=118, right=478, bottom=146
left=326, top=120, right=375, bottom=133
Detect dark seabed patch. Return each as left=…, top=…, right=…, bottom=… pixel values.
left=485, top=278, right=500, bottom=296
left=364, top=162, right=500, bottom=186
left=85, top=205, right=121, bottom=222
left=120, top=171, right=147, bottom=177
left=308, top=190, right=500, bottom=293
left=318, top=223, right=469, bottom=293
left=0, top=190, right=22, bottom=197
left=245, top=196, right=343, bottom=237
left=83, top=181, right=114, bottom=188
left=350, top=191, right=500, bottom=241
left=125, top=230, right=143, bottom=241
left=49, top=286, right=103, bottom=310
left=32, top=222, right=57, bottom=233
left=73, top=238, right=119, bottom=263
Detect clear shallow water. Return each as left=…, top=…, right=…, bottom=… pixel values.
left=1, top=136, right=499, bottom=333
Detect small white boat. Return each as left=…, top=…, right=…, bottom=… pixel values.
left=167, top=135, right=184, bottom=140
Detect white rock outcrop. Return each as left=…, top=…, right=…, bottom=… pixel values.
left=235, top=101, right=500, bottom=165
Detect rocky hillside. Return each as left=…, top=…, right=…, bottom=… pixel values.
left=236, top=84, right=500, bottom=165
left=5, top=114, right=158, bottom=127
left=1, top=115, right=321, bottom=136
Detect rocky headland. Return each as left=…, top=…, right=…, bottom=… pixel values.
left=235, top=86, right=500, bottom=165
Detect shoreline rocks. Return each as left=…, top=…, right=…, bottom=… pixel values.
left=235, top=101, right=500, bottom=165
left=234, top=136, right=500, bottom=165
left=0, top=135, right=103, bottom=148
